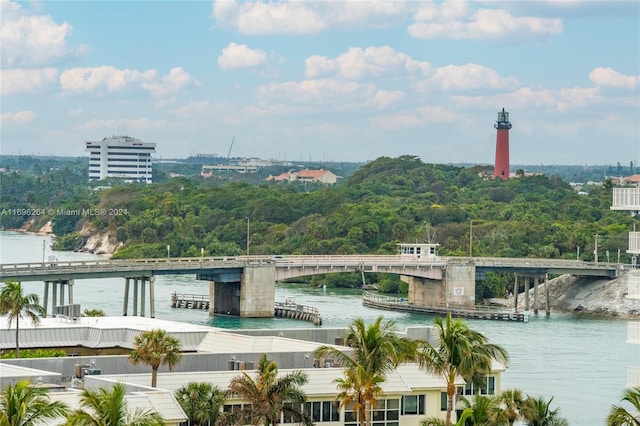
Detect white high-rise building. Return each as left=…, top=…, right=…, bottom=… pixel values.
left=86, top=136, right=156, bottom=183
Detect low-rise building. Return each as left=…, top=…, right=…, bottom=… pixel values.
left=267, top=169, right=339, bottom=185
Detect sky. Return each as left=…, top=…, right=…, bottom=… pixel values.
left=1, top=0, right=639, bottom=166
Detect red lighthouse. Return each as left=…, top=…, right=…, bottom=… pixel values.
left=493, top=108, right=512, bottom=180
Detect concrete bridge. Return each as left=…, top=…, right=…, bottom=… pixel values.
left=0, top=255, right=620, bottom=319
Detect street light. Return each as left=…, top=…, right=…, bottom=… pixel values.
left=200, top=247, right=204, bottom=266
left=42, top=239, right=46, bottom=263
left=167, top=244, right=170, bottom=259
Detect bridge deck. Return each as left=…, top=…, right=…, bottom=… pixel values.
left=0, top=255, right=620, bottom=282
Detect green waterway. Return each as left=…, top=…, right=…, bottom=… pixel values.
left=1, top=231, right=637, bottom=425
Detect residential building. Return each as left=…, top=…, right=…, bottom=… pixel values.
left=267, top=169, right=339, bottom=185
left=0, top=316, right=506, bottom=425
left=85, top=135, right=156, bottom=183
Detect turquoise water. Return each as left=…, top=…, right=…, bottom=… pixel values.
left=1, top=231, right=638, bottom=425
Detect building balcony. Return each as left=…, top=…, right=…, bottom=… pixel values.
left=627, top=322, right=640, bottom=344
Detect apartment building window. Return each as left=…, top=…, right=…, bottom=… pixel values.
left=304, top=401, right=339, bottom=422
left=401, top=395, right=425, bottom=415
left=441, top=392, right=447, bottom=411
left=463, top=376, right=496, bottom=396
left=345, top=398, right=399, bottom=426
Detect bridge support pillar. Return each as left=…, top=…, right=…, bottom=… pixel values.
left=42, top=279, right=75, bottom=317
left=443, top=263, right=476, bottom=307
left=204, top=266, right=275, bottom=318
left=240, top=266, right=275, bottom=317
left=533, top=276, right=539, bottom=314
left=513, top=275, right=518, bottom=311
left=524, top=277, right=530, bottom=311
left=545, top=275, right=550, bottom=316
left=122, top=276, right=154, bottom=317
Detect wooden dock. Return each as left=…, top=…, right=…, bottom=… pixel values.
left=170, top=293, right=210, bottom=310
left=362, top=292, right=528, bottom=322
left=274, top=301, right=322, bottom=326
left=170, top=293, right=322, bottom=325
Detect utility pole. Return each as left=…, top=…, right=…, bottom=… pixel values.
left=594, top=234, right=599, bottom=263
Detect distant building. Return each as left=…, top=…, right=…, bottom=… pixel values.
left=85, top=135, right=156, bottom=183
left=266, top=169, right=339, bottom=185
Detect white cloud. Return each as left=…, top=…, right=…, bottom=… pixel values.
left=0, top=68, right=58, bottom=95
left=369, top=90, right=405, bottom=109
left=60, top=66, right=157, bottom=93
left=589, top=67, right=639, bottom=90
left=212, top=0, right=408, bottom=35
left=305, top=46, right=431, bottom=80
left=258, top=79, right=375, bottom=105
left=69, top=108, right=83, bottom=116
left=0, top=0, right=85, bottom=66
left=76, top=117, right=168, bottom=131
left=371, top=106, right=459, bottom=129
left=452, top=86, right=603, bottom=112
left=408, top=1, right=563, bottom=39
left=1, top=110, right=36, bottom=125
left=217, top=43, right=267, bottom=70
left=416, top=64, right=519, bottom=91
left=141, top=67, right=201, bottom=97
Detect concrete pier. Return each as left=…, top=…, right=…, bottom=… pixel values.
left=43, top=279, right=74, bottom=317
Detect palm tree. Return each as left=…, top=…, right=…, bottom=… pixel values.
left=417, top=313, right=508, bottom=426
left=175, top=382, right=225, bottom=426
left=83, top=308, right=106, bottom=317
left=493, top=389, right=530, bottom=426
left=523, top=395, right=568, bottom=426
left=0, top=281, right=44, bottom=358
left=314, top=316, right=416, bottom=426
left=457, top=395, right=501, bottom=426
left=129, top=329, right=181, bottom=388
left=608, top=387, right=640, bottom=426
left=66, top=382, right=165, bottom=425
left=0, top=380, right=68, bottom=426
left=222, top=353, right=312, bottom=426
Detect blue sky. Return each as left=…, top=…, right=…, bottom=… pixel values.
left=1, top=0, right=638, bottom=166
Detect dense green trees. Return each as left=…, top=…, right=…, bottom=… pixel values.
left=2, top=156, right=634, bottom=299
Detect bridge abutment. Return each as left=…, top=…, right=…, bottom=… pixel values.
left=406, top=263, right=476, bottom=308
left=204, top=265, right=275, bottom=318
left=240, top=266, right=275, bottom=318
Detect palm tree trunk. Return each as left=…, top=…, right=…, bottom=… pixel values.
left=364, top=400, right=372, bottom=426
left=446, top=382, right=455, bottom=426
left=152, top=366, right=158, bottom=387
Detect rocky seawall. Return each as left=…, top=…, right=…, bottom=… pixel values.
left=508, top=269, right=640, bottom=319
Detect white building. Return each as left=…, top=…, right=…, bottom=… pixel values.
left=86, top=136, right=156, bottom=183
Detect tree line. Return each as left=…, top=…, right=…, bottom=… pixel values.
left=1, top=156, right=636, bottom=299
